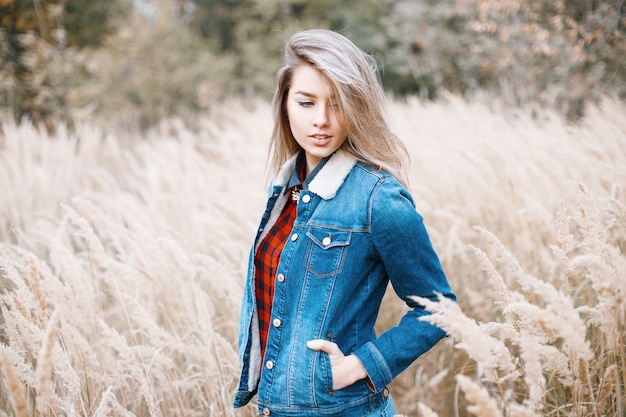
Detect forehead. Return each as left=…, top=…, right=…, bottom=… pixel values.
left=289, top=65, right=333, bottom=97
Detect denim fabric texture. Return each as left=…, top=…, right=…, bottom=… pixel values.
left=363, top=397, right=396, bottom=417
left=234, top=150, right=456, bottom=416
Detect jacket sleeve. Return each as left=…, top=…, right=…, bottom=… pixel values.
left=353, top=177, right=456, bottom=390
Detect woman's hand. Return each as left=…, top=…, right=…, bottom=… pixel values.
left=306, top=339, right=368, bottom=390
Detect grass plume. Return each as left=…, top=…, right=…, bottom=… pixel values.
left=0, top=347, right=32, bottom=417
left=0, top=95, right=624, bottom=416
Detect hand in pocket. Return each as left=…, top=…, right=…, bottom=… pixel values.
left=307, top=339, right=368, bottom=390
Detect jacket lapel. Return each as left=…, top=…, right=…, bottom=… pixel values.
left=308, top=150, right=357, bottom=199
left=273, top=150, right=356, bottom=200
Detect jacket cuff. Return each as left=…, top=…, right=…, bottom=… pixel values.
left=353, top=342, right=393, bottom=391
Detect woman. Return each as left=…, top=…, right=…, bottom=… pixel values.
left=233, top=29, right=456, bottom=417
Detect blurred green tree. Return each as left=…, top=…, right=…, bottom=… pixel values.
left=176, top=0, right=244, bottom=51
left=2, top=0, right=623, bottom=129
left=171, top=0, right=435, bottom=97
left=171, top=0, right=624, bottom=117
left=0, top=0, right=129, bottom=129
left=413, top=0, right=625, bottom=118
left=77, top=9, right=234, bottom=130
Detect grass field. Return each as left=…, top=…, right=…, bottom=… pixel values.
left=0, top=95, right=624, bottom=416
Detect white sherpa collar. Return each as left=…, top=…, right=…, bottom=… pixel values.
left=274, top=153, right=298, bottom=188
left=309, top=150, right=356, bottom=199
left=273, top=149, right=357, bottom=200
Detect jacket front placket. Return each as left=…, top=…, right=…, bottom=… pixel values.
left=258, top=188, right=321, bottom=399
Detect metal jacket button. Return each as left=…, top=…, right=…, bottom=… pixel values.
left=322, top=236, right=331, bottom=246
left=272, top=318, right=281, bottom=327
left=277, top=273, right=285, bottom=282
left=263, top=407, right=270, bottom=415
left=301, top=194, right=311, bottom=203
left=291, top=233, right=298, bottom=241
left=266, top=360, right=274, bottom=369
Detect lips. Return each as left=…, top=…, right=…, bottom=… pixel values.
left=310, top=134, right=332, bottom=145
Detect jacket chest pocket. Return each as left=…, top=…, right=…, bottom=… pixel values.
left=304, top=226, right=351, bottom=278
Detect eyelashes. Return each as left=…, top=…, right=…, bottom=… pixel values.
left=297, top=100, right=340, bottom=110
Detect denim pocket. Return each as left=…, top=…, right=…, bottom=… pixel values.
left=311, top=349, right=334, bottom=405
left=304, top=226, right=351, bottom=278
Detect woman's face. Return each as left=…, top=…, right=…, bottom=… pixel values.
left=286, top=65, right=348, bottom=175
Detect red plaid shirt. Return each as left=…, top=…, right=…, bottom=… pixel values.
left=254, top=161, right=306, bottom=362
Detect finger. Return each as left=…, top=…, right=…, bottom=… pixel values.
left=306, top=339, right=338, bottom=354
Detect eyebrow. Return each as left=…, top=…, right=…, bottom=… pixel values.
left=292, top=90, right=336, bottom=101
left=292, top=90, right=316, bottom=97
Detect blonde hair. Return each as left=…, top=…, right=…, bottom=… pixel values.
left=268, top=29, right=410, bottom=187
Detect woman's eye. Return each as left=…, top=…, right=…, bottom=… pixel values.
left=298, top=100, right=314, bottom=107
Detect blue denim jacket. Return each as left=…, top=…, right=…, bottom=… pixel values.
left=234, top=150, right=456, bottom=416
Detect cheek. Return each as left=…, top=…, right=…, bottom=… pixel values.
left=287, top=111, right=308, bottom=134
left=286, top=105, right=301, bottom=128
left=333, top=112, right=347, bottom=132
left=334, top=117, right=348, bottom=139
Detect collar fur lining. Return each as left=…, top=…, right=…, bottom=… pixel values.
left=274, top=150, right=357, bottom=200
left=308, top=150, right=356, bottom=199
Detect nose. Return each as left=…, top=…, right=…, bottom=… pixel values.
left=313, top=106, right=330, bottom=127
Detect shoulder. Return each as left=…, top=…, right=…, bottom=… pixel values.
left=351, top=162, right=415, bottom=205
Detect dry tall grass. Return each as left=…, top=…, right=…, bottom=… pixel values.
left=0, top=95, right=624, bottom=416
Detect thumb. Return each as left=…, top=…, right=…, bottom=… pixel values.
left=306, top=339, right=338, bottom=354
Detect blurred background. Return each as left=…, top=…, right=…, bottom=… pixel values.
left=1, top=0, right=625, bottom=131
left=1, top=3, right=625, bottom=416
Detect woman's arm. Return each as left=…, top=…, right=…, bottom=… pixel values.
left=353, top=177, right=456, bottom=390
